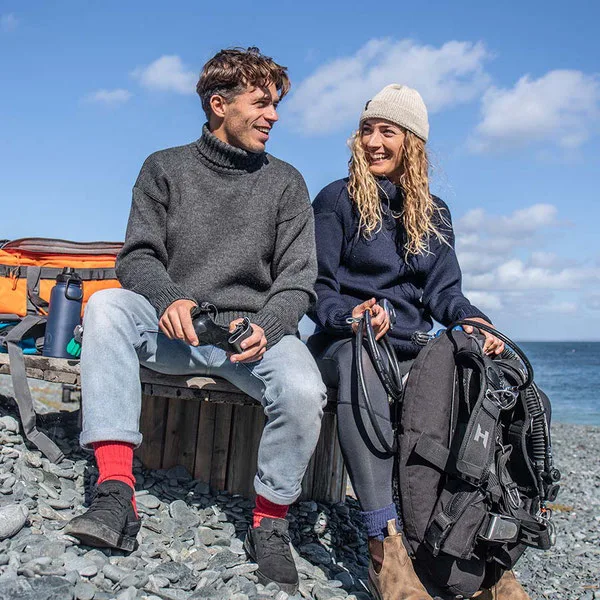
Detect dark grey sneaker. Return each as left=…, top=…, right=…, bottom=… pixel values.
left=244, top=517, right=299, bottom=593
left=64, top=480, right=140, bottom=551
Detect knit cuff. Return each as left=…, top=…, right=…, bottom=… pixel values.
left=325, top=306, right=354, bottom=334
left=252, top=311, right=285, bottom=349
left=454, top=305, right=491, bottom=326
left=146, top=283, right=196, bottom=318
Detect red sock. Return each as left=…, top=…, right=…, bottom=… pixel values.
left=92, top=441, right=138, bottom=517
left=252, top=494, right=289, bottom=528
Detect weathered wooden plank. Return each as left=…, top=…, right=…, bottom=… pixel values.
left=139, top=370, right=243, bottom=394
left=43, top=371, right=79, bottom=384
left=310, top=412, right=338, bottom=503
left=210, top=403, right=233, bottom=491
left=136, top=394, right=168, bottom=470
left=331, top=419, right=347, bottom=503
left=299, top=451, right=316, bottom=502
left=162, top=397, right=201, bottom=474
left=194, top=402, right=217, bottom=483
left=142, top=383, right=256, bottom=405
left=226, top=404, right=264, bottom=498
left=0, top=365, right=45, bottom=379
left=0, top=353, right=80, bottom=375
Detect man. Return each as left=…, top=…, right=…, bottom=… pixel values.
left=65, top=47, right=327, bottom=594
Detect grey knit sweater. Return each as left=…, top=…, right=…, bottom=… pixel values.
left=116, top=125, right=317, bottom=347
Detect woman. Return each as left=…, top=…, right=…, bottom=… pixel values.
left=308, top=85, right=528, bottom=600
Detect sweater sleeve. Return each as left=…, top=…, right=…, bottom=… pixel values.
left=310, top=184, right=356, bottom=335
left=253, top=170, right=317, bottom=348
left=421, top=202, right=490, bottom=326
left=116, top=156, right=195, bottom=317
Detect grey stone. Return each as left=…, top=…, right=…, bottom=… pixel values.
left=222, top=563, right=259, bottom=581
left=101, top=563, right=127, bottom=583
left=298, top=543, right=332, bottom=566
left=115, top=587, right=138, bottom=600
left=152, top=562, right=195, bottom=589
left=0, top=575, right=74, bottom=599
left=0, top=416, right=19, bottom=432
left=312, top=582, right=348, bottom=600
left=166, top=465, right=192, bottom=481
left=73, top=581, right=96, bottom=600
left=64, top=557, right=99, bottom=578
left=0, top=503, right=28, bottom=540
left=169, top=500, right=200, bottom=527
left=194, top=481, right=211, bottom=495
left=137, top=494, right=161, bottom=510
left=208, top=549, right=246, bottom=570
left=333, top=572, right=354, bottom=588
left=119, top=572, right=149, bottom=588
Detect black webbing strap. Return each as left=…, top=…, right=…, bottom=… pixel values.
left=455, top=393, right=500, bottom=481
left=425, top=488, right=483, bottom=556
left=0, top=264, right=117, bottom=280
left=454, top=354, right=506, bottom=483
left=516, top=510, right=553, bottom=549
left=26, top=266, right=49, bottom=314
left=414, top=433, right=453, bottom=472
left=1, top=316, right=64, bottom=463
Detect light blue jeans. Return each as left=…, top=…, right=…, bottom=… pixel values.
left=79, top=288, right=327, bottom=505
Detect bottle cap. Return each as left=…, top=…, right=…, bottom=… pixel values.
left=57, top=267, right=82, bottom=283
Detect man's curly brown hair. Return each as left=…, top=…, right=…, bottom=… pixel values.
left=197, top=47, right=290, bottom=119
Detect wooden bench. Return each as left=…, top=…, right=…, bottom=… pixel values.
left=0, top=354, right=347, bottom=503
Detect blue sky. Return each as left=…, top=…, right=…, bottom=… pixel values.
left=1, top=0, right=599, bottom=340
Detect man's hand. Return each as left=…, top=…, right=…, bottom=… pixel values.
left=351, top=298, right=391, bottom=341
left=228, top=319, right=266, bottom=363
left=462, top=317, right=505, bottom=355
left=159, top=299, right=199, bottom=346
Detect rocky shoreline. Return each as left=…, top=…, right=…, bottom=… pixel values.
left=0, top=379, right=598, bottom=600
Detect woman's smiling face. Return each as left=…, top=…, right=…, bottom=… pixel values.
left=360, top=118, right=406, bottom=182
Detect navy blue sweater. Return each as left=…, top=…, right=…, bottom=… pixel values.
left=310, top=178, right=489, bottom=357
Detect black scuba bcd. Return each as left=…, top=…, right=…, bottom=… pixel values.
left=396, top=321, right=560, bottom=598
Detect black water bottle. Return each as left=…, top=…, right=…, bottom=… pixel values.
left=43, top=268, right=84, bottom=358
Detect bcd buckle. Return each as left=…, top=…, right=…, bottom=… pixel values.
left=479, top=513, right=519, bottom=543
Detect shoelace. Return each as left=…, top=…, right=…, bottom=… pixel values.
left=89, top=487, right=131, bottom=513
left=259, top=529, right=294, bottom=563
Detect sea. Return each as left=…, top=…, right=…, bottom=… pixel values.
left=1, top=341, right=599, bottom=427
left=519, top=341, right=600, bottom=426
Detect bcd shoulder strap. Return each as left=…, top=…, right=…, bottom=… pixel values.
left=0, top=316, right=64, bottom=463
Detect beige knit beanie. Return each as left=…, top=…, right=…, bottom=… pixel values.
left=360, top=84, right=429, bottom=142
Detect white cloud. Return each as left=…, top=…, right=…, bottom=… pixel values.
left=132, top=55, right=196, bottom=95
left=286, top=38, right=492, bottom=135
left=544, top=301, right=578, bottom=314
left=85, top=89, right=132, bottom=106
left=1, top=13, right=18, bottom=32
left=471, top=70, right=600, bottom=152
left=464, top=291, right=503, bottom=311
left=454, top=203, right=600, bottom=324
left=458, top=204, right=558, bottom=235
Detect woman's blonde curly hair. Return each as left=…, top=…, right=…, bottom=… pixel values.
left=347, top=128, right=448, bottom=256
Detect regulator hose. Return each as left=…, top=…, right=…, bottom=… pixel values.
left=354, top=309, right=403, bottom=456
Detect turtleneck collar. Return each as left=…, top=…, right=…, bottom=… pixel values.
left=377, top=177, right=404, bottom=212
left=194, top=124, right=265, bottom=173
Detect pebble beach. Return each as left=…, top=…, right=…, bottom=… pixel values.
left=0, top=377, right=598, bottom=600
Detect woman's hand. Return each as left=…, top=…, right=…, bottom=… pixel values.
left=351, top=298, right=391, bottom=341
left=461, top=317, right=505, bottom=355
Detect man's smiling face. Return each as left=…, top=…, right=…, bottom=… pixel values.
left=217, top=82, right=280, bottom=153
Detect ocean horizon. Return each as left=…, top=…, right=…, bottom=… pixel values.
left=516, top=341, right=600, bottom=427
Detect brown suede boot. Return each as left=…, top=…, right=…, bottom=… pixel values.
left=492, top=570, right=531, bottom=599
left=474, top=569, right=530, bottom=599
left=367, top=520, right=433, bottom=600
